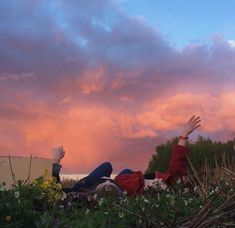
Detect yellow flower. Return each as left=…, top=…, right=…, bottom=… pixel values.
left=41, top=181, right=50, bottom=189
left=5, top=216, right=11, bottom=222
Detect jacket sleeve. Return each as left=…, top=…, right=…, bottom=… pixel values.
left=52, top=163, right=62, bottom=183
left=156, top=144, right=189, bottom=184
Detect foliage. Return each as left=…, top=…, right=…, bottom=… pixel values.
left=146, top=136, right=235, bottom=174
left=0, top=169, right=234, bottom=227
left=0, top=171, right=64, bottom=227
left=0, top=138, right=235, bottom=227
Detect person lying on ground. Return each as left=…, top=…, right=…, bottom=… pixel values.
left=52, top=115, right=201, bottom=197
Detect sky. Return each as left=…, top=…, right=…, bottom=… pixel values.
left=0, top=0, right=235, bottom=174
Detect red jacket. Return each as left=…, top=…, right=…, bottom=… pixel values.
left=114, top=144, right=189, bottom=196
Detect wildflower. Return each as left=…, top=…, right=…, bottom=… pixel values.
left=42, top=181, right=50, bottom=189
left=5, top=216, right=11, bottom=222
left=98, top=198, right=104, bottom=206
left=123, top=191, right=128, bottom=196
left=67, top=202, right=72, bottom=207
left=93, top=194, right=98, bottom=200
left=14, top=191, right=20, bottom=199
left=104, top=211, right=109, bottom=215
left=143, top=198, right=149, bottom=203
left=118, top=211, right=124, bottom=218
left=184, top=200, right=188, bottom=206
left=157, top=193, right=160, bottom=200
left=209, top=190, right=215, bottom=196
left=170, top=199, right=175, bottom=206
left=61, top=192, right=67, bottom=200
left=87, top=195, right=92, bottom=201
left=86, top=209, right=90, bottom=215
left=0, top=183, right=6, bottom=191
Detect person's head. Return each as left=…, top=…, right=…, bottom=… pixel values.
left=95, top=180, right=122, bottom=197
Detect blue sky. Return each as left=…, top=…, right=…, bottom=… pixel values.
left=119, top=0, right=235, bottom=47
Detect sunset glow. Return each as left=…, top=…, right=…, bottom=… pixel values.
left=1, top=0, right=235, bottom=173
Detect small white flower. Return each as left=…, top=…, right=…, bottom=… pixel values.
left=93, top=194, right=98, bottom=200
left=123, top=191, right=128, bottom=196
left=86, top=209, right=90, bottom=215
left=0, top=183, right=6, bottom=192
left=98, top=198, right=104, bottom=206
left=188, top=198, right=193, bottom=203
left=61, top=192, right=67, bottom=200
left=209, top=190, right=215, bottom=196
left=144, top=198, right=149, bottom=203
left=118, top=211, right=124, bottom=218
left=177, top=179, right=181, bottom=184
left=104, top=211, right=109, bottom=215
left=14, top=191, right=20, bottom=199
left=157, top=193, right=160, bottom=200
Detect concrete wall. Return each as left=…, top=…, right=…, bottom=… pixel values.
left=0, top=156, right=52, bottom=189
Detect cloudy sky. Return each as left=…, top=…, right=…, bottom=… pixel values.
left=1, top=0, right=235, bottom=173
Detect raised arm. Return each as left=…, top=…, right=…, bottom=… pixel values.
left=52, top=146, right=65, bottom=183
left=156, top=115, right=201, bottom=183
left=168, top=115, right=201, bottom=180
left=178, top=115, right=201, bottom=146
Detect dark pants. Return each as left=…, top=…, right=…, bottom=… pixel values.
left=67, top=162, right=113, bottom=193
left=62, top=162, right=154, bottom=193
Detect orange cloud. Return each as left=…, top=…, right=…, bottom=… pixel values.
left=1, top=92, right=235, bottom=173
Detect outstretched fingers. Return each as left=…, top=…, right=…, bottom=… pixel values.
left=188, top=115, right=196, bottom=123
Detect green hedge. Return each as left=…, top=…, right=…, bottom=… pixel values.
left=146, top=136, right=235, bottom=173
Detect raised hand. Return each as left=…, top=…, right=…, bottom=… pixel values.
left=52, top=146, right=65, bottom=164
left=180, top=115, right=201, bottom=137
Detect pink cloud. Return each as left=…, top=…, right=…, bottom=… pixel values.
left=1, top=0, right=235, bottom=174
left=1, top=91, right=235, bottom=173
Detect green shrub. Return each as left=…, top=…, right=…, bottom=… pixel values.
left=146, top=136, right=235, bottom=174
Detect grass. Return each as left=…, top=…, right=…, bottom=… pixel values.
left=0, top=156, right=234, bottom=227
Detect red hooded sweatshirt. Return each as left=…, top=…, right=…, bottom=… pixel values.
left=114, top=144, right=189, bottom=196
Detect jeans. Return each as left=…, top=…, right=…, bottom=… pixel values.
left=67, top=162, right=113, bottom=193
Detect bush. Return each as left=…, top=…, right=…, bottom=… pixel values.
left=146, top=136, right=235, bottom=174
